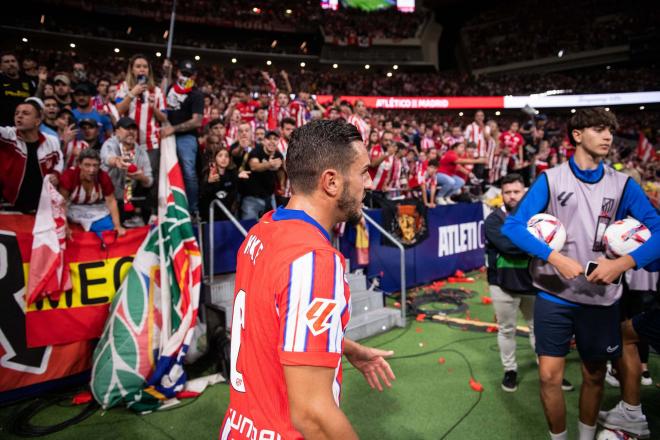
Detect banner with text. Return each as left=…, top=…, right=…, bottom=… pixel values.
left=340, top=204, right=485, bottom=292
left=0, top=214, right=146, bottom=402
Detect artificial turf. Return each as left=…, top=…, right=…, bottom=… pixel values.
left=1, top=273, right=658, bottom=439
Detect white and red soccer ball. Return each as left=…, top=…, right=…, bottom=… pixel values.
left=527, top=213, right=567, bottom=251
left=603, top=218, right=651, bottom=259
left=596, top=428, right=638, bottom=440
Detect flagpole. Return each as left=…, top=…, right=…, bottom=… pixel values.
left=166, top=0, right=177, bottom=87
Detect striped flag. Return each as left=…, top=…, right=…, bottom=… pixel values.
left=90, top=136, right=202, bottom=411
left=637, top=132, right=655, bottom=162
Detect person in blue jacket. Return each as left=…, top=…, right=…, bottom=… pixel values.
left=502, top=108, right=660, bottom=440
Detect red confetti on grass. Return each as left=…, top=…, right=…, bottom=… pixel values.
left=438, top=357, right=446, bottom=364
left=72, top=391, right=93, bottom=405
left=415, top=327, right=423, bottom=333
left=447, top=277, right=475, bottom=283
left=454, top=270, right=465, bottom=278
left=481, top=296, right=492, bottom=305
left=479, top=266, right=487, bottom=273
left=469, top=377, right=484, bottom=392
left=416, top=313, right=426, bottom=322
left=394, top=301, right=401, bottom=308
left=486, top=325, right=498, bottom=333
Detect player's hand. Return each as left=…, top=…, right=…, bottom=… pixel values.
left=548, top=251, right=583, bottom=280
left=587, top=256, right=635, bottom=285
left=345, top=345, right=395, bottom=392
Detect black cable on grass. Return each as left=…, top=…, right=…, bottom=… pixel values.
left=408, top=288, right=477, bottom=316
left=9, top=394, right=98, bottom=437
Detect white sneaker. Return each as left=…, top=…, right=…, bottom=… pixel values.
left=435, top=197, right=447, bottom=205
left=605, top=362, right=620, bottom=387
left=123, top=215, right=145, bottom=228
left=443, top=197, right=456, bottom=205
left=640, top=371, right=652, bottom=386
left=598, top=401, right=650, bottom=439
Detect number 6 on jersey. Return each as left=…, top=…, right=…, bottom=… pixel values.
left=230, top=289, right=246, bottom=392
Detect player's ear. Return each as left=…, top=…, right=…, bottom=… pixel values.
left=319, top=168, right=340, bottom=197
left=571, top=128, right=582, bottom=146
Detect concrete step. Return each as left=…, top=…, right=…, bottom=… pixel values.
left=346, top=271, right=367, bottom=292
left=350, top=289, right=385, bottom=317
left=208, top=273, right=236, bottom=305
left=346, top=308, right=402, bottom=341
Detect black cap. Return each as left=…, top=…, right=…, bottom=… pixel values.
left=265, top=130, right=280, bottom=139
left=116, top=117, right=138, bottom=129
left=73, top=83, right=92, bottom=95
left=178, top=60, right=196, bottom=74
left=78, top=118, right=98, bottom=128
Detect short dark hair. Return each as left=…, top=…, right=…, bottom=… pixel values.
left=501, top=173, right=524, bottom=187
left=97, top=77, right=110, bottom=86
left=208, top=118, right=224, bottom=129
left=43, top=96, right=58, bottom=105
left=427, top=158, right=439, bottom=168
left=78, top=148, right=101, bottom=163
left=280, top=117, right=296, bottom=128
left=567, top=108, right=619, bottom=146
left=17, top=101, right=42, bottom=118
left=286, top=120, right=362, bottom=194
left=450, top=141, right=464, bottom=150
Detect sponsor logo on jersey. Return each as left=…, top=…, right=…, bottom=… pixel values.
left=305, top=298, right=337, bottom=336
left=556, top=191, right=574, bottom=207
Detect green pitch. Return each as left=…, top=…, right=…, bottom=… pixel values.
left=1, top=272, right=658, bottom=439
left=344, top=0, right=395, bottom=12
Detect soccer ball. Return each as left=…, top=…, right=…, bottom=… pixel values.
left=596, top=428, right=637, bottom=440
left=526, top=213, right=566, bottom=251
left=603, top=218, right=651, bottom=259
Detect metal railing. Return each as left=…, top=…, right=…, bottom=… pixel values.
left=361, top=209, right=406, bottom=327
left=207, top=200, right=247, bottom=284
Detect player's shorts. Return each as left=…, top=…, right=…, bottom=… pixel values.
left=534, top=294, right=621, bottom=361
left=632, top=309, right=660, bottom=354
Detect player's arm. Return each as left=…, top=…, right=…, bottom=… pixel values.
left=589, top=179, right=660, bottom=283
left=501, top=173, right=582, bottom=279
left=283, top=365, right=358, bottom=440
left=343, top=339, right=395, bottom=392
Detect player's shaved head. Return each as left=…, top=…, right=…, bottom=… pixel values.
left=286, top=120, right=363, bottom=195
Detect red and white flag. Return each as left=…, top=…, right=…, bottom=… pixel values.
left=26, top=178, right=71, bottom=305
left=637, top=132, right=655, bottom=162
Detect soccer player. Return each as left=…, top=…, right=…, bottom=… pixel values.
left=220, top=120, right=395, bottom=440
left=502, top=108, right=660, bottom=440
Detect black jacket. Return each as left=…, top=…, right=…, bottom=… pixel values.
left=485, top=207, right=534, bottom=293
left=199, top=168, right=239, bottom=222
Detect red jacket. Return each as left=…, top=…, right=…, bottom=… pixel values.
left=0, top=127, right=62, bottom=205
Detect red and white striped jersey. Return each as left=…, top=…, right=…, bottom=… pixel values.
left=62, top=139, right=89, bottom=169
left=227, top=123, right=240, bottom=145
left=220, top=209, right=350, bottom=440
left=420, top=136, right=435, bottom=152
left=347, top=114, right=371, bottom=143
left=464, top=122, right=489, bottom=158
left=289, top=100, right=308, bottom=127
left=250, top=118, right=267, bottom=133
left=277, top=138, right=288, bottom=157
left=60, top=167, right=114, bottom=204
left=116, top=82, right=165, bottom=151
left=441, top=134, right=464, bottom=154
left=371, top=155, right=398, bottom=192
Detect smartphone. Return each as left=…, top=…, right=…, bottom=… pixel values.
left=585, top=261, right=623, bottom=285
left=137, top=74, right=147, bottom=85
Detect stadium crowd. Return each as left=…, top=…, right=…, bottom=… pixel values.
left=462, top=0, right=659, bottom=68
left=0, top=50, right=658, bottom=233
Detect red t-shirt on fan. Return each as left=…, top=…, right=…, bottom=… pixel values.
left=59, top=167, right=114, bottom=204
left=236, top=101, right=260, bottom=122
left=438, top=150, right=458, bottom=176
